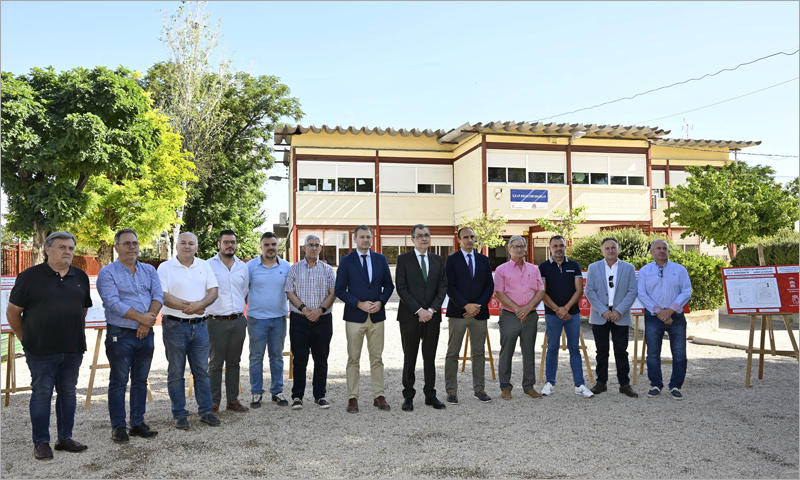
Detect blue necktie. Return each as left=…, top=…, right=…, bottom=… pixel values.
left=467, top=253, right=474, bottom=279
left=361, top=254, right=369, bottom=280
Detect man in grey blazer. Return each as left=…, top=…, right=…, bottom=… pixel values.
left=584, top=237, right=639, bottom=398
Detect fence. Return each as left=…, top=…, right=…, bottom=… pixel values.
left=1, top=243, right=100, bottom=276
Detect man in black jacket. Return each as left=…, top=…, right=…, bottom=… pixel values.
left=443, top=227, right=495, bottom=404
left=395, top=224, right=448, bottom=411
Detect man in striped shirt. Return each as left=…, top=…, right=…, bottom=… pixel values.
left=285, top=235, right=337, bottom=410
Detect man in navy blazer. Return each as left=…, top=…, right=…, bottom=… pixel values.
left=443, top=227, right=495, bottom=404
left=334, top=225, right=395, bottom=413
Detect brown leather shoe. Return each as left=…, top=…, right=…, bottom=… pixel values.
left=501, top=389, right=512, bottom=400
left=226, top=400, right=249, bottom=412
left=54, top=438, right=87, bottom=453
left=373, top=396, right=390, bottom=410
left=524, top=388, right=542, bottom=399
left=347, top=398, right=359, bottom=413
left=590, top=382, right=608, bottom=395
left=211, top=404, right=219, bottom=414
left=620, top=385, right=639, bottom=398
left=34, top=443, right=53, bottom=460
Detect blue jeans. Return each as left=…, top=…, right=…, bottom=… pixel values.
left=644, top=312, right=687, bottom=390
left=544, top=313, right=585, bottom=386
left=247, top=316, right=287, bottom=396
left=162, top=319, right=213, bottom=418
left=105, top=325, right=154, bottom=429
left=25, top=351, right=83, bottom=445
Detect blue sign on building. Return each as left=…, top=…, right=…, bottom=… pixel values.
left=510, top=189, right=548, bottom=209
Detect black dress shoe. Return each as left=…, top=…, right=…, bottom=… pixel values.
left=34, top=443, right=53, bottom=460
left=54, top=438, right=88, bottom=453
left=425, top=397, right=446, bottom=409
left=590, top=382, right=608, bottom=395
left=620, top=384, right=639, bottom=398
left=129, top=423, right=158, bottom=438
left=111, top=427, right=129, bottom=444
left=401, top=399, right=414, bottom=412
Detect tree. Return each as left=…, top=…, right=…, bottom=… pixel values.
left=534, top=204, right=589, bottom=245
left=66, top=111, right=196, bottom=267
left=1, top=66, right=160, bottom=264
left=663, top=161, right=799, bottom=256
left=458, top=209, right=508, bottom=253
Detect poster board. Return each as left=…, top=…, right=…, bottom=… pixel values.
left=722, top=265, right=800, bottom=315
left=1, top=275, right=106, bottom=333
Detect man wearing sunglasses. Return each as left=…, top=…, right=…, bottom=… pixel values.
left=584, top=237, right=639, bottom=398
left=637, top=239, right=692, bottom=400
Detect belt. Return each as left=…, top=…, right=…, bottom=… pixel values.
left=208, top=313, right=243, bottom=320
left=163, top=314, right=207, bottom=324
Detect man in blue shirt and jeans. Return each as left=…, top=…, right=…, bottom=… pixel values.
left=97, top=228, right=164, bottom=444
left=246, top=232, right=292, bottom=408
left=637, top=239, right=692, bottom=400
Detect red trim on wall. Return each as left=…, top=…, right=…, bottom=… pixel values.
left=481, top=135, right=487, bottom=214
left=454, top=143, right=481, bottom=161
left=666, top=159, right=672, bottom=237
left=486, top=142, right=567, bottom=152
left=375, top=150, right=381, bottom=250
left=566, top=144, right=573, bottom=213
left=652, top=164, right=689, bottom=171
left=292, top=147, right=298, bottom=263
left=647, top=144, right=653, bottom=231
left=379, top=157, right=454, bottom=165
left=571, top=145, right=649, bottom=154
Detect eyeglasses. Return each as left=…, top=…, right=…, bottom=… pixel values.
left=414, top=233, right=430, bottom=239
left=510, top=245, right=526, bottom=249
left=306, top=243, right=321, bottom=248
left=608, top=275, right=614, bottom=288
left=658, top=265, right=664, bottom=278
left=117, top=241, right=140, bottom=248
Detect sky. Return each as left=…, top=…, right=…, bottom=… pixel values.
left=2, top=1, right=798, bottom=230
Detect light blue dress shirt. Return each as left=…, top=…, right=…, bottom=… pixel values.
left=97, top=260, right=164, bottom=329
left=637, top=260, right=692, bottom=315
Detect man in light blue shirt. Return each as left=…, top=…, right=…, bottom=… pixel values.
left=246, top=232, right=291, bottom=408
left=637, top=239, right=692, bottom=400
left=96, top=229, right=164, bottom=444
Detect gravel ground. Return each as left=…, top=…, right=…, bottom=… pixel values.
left=1, top=300, right=798, bottom=479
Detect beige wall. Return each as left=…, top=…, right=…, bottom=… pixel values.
left=295, top=193, right=376, bottom=225
left=572, top=186, right=651, bottom=222
left=453, top=147, right=483, bottom=222
left=379, top=194, right=454, bottom=226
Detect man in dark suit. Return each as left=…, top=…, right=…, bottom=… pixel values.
left=395, top=224, right=448, bottom=411
left=444, top=227, right=495, bottom=404
left=335, top=225, right=395, bottom=413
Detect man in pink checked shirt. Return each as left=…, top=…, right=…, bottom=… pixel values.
left=493, top=235, right=546, bottom=400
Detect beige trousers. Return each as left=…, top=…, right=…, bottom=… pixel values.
left=345, top=315, right=385, bottom=399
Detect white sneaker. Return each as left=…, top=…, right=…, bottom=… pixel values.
left=541, top=382, right=554, bottom=396
left=574, top=384, right=595, bottom=398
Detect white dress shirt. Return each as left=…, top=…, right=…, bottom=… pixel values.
left=357, top=249, right=372, bottom=282
left=604, top=259, right=618, bottom=308
left=461, top=249, right=475, bottom=277
left=415, top=248, right=429, bottom=277
left=206, top=253, right=249, bottom=316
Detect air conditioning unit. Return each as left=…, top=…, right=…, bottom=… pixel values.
left=651, top=192, right=659, bottom=210
left=279, top=212, right=288, bottom=225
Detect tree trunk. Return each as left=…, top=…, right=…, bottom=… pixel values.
left=31, top=223, right=48, bottom=266
left=97, top=241, right=114, bottom=269
left=161, top=231, right=172, bottom=259
left=727, top=242, right=737, bottom=260
left=171, top=181, right=188, bottom=258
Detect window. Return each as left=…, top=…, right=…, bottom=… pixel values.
left=529, top=172, right=547, bottom=184
left=488, top=167, right=506, bottom=183
left=652, top=188, right=666, bottom=199
left=488, top=167, right=525, bottom=183
left=435, top=184, right=451, bottom=194
left=572, top=172, right=590, bottom=184
left=338, top=178, right=355, bottom=192
left=547, top=172, right=565, bottom=184
left=418, top=184, right=432, bottom=193
left=317, top=179, right=335, bottom=192
left=508, top=168, right=526, bottom=183
left=488, top=150, right=568, bottom=186
left=356, top=178, right=373, bottom=192
left=297, top=161, right=374, bottom=193
left=380, top=164, right=452, bottom=194
left=628, top=176, right=645, bottom=185
left=299, top=179, right=317, bottom=191
left=590, top=173, right=608, bottom=185
left=572, top=153, right=647, bottom=187
left=611, top=175, right=628, bottom=185
left=417, top=184, right=450, bottom=194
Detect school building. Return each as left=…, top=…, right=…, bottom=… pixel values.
left=273, top=121, right=760, bottom=269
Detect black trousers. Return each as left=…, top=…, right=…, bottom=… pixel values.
left=290, top=313, right=333, bottom=401
left=592, top=321, right=631, bottom=386
left=399, top=319, right=440, bottom=400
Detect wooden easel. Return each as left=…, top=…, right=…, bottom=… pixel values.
left=2, top=332, right=32, bottom=406
left=538, top=329, right=594, bottom=383
left=459, top=330, right=497, bottom=381
left=187, top=350, right=293, bottom=397
left=84, top=327, right=153, bottom=410
left=631, top=314, right=672, bottom=385
left=745, top=313, right=799, bottom=388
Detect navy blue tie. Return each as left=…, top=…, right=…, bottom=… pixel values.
left=361, top=254, right=369, bottom=280
left=467, top=253, right=474, bottom=279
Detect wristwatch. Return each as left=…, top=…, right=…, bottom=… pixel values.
left=298, top=303, right=306, bottom=311
left=320, top=306, right=328, bottom=314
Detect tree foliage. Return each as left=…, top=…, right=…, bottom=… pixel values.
left=663, top=161, right=799, bottom=254
left=568, top=227, right=675, bottom=269
left=1, top=66, right=160, bottom=264
left=459, top=209, right=508, bottom=252
left=66, top=111, right=196, bottom=267
left=730, top=228, right=800, bottom=267
left=534, top=204, right=588, bottom=245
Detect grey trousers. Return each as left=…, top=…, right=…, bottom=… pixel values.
left=208, top=315, right=247, bottom=405
left=498, top=309, right=538, bottom=392
left=444, top=317, right=487, bottom=395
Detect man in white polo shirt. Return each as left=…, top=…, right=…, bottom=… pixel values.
left=157, top=232, right=220, bottom=430
left=206, top=230, right=250, bottom=414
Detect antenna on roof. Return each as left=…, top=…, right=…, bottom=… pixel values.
left=681, top=118, right=693, bottom=139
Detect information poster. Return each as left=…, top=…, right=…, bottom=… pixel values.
left=722, top=265, right=799, bottom=314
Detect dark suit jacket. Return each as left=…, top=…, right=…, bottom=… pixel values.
left=395, top=250, right=448, bottom=323
left=444, top=250, right=494, bottom=320
left=335, top=249, right=395, bottom=323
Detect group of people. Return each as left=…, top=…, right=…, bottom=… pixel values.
left=6, top=224, right=691, bottom=461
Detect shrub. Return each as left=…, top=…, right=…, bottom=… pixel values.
left=731, top=228, right=799, bottom=267
left=568, top=228, right=674, bottom=269
left=628, top=250, right=728, bottom=311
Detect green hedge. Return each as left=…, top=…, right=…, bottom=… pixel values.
left=568, top=228, right=675, bottom=269
left=628, top=250, right=728, bottom=311
left=731, top=228, right=799, bottom=267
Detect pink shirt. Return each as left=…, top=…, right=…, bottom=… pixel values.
left=493, top=260, right=545, bottom=312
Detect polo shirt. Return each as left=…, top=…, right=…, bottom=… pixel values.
left=247, top=256, right=291, bottom=319
left=206, top=254, right=249, bottom=316
left=8, top=263, right=92, bottom=356
left=538, top=257, right=583, bottom=315
left=157, top=256, right=219, bottom=319
left=494, top=260, right=544, bottom=312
